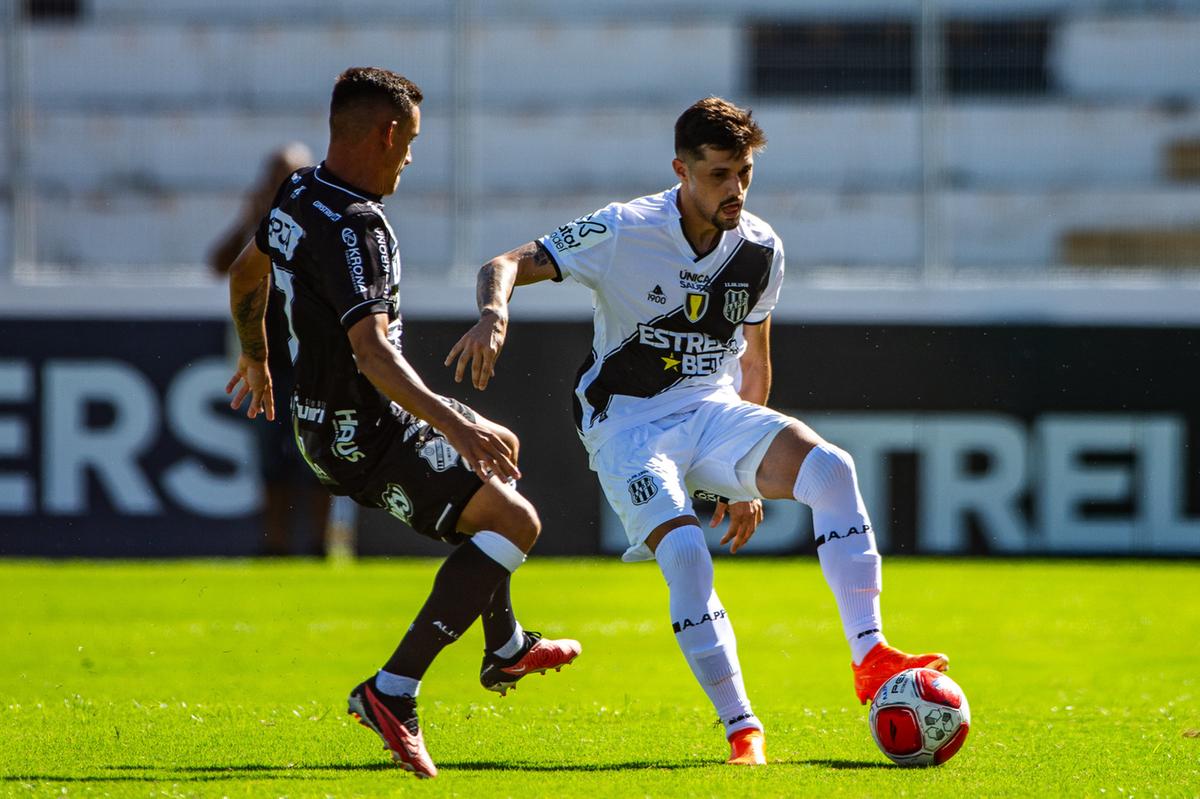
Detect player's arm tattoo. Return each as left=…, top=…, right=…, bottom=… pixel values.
left=477, top=241, right=556, bottom=316
left=476, top=257, right=512, bottom=315
left=232, top=278, right=269, bottom=361
left=528, top=241, right=553, bottom=269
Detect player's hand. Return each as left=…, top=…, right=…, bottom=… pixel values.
left=446, top=418, right=522, bottom=483
left=444, top=311, right=508, bottom=391
left=713, top=499, right=763, bottom=554
left=225, top=354, right=275, bottom=421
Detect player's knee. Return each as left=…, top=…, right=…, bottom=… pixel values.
left=655, top=525, right=713, bottom=589
left=795, top=442, right=860, bottom=509
left=823, top=444, right=857, bottom=484
left=503, top=498, right=541, bottom=552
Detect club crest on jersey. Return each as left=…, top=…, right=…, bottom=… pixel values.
left=381, top=483, right=413, bottom=524
left=723, top=289, right=750, bottom=324
left=684, top=292, right=709, bottom=323
left=419, top=438, right=461, bottom=473
left=627, top=471, right=659, bottom=506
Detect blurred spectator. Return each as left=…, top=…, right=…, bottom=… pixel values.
left=210, top=143, right=333, bottom=556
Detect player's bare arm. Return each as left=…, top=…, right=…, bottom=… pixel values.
left=739, top=315, right=772, bottom=406
left=445, top=241, right=559, bottom=390
left=710, top=315, right=772, bottom=552
left=349, top=313, right=520, bottom=482
left=225, top=239, right=275, bottom=421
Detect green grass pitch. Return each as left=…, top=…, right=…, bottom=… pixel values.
left=1, top=557, right=1196, bottom=798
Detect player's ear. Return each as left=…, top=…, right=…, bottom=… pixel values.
left=672, top=157, right=688, bottom=184
left=381, top=118, right=398, bottom=149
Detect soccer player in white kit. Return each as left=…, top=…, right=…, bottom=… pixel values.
left=447, top=97, right=949, bottom=765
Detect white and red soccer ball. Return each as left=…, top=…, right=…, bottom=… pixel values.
left=869, top=667, right=971, bottom=766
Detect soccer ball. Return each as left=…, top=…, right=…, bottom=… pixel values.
left=868, top=667, right=971, bottom=766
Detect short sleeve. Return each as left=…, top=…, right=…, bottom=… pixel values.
left=254, top=215, right=269, bottom=254
left=254, top=174, right=299, bottom=255
left=536, top=205, right=619, bottom=290
left=745, top=238, right=784, bottom=324
left=316, top=212, right=394, bottom=330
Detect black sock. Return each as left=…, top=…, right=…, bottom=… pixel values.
left=383, top=540, right=510, bottom=679
left=480, top=574, right=518, bottom=653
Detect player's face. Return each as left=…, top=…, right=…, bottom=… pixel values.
left=678, top=146, right=754, bottom=231
left=385, top=106, right=421, bottom=193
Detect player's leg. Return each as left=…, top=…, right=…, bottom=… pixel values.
left=457, top=480, right=582, bottom=695
left=645, top=517, right=764, bottom=764
left=469, top=415, right=526, bottom=659
left=349, top=478, right=536, bottom=778
left=380, top=479, right=538, bottom=689
left=347, top=405, right=535, bottom=777
left=597, top=417, right=762, bottom=764
left=754, top=423, right=948, bottom=703
left=457, top=413, right=580, bottom=694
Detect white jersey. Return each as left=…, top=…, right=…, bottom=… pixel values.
left=538, top=185, right=785, bottom=453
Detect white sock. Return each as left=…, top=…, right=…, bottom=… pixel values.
left=793, top=444, right=887, bottom=665
left=376, top=669, right=420, bottom=698
left=471, top=530, right=527, bottom=572
left=493, top=622, right=526, bottom=660
left=656, top=525, right=761, bottom=737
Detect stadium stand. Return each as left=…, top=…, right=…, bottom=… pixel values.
left=2, top=0, right=1200, bottom=276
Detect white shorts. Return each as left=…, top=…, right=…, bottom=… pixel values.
left=591, top=397, right=793, bottom=562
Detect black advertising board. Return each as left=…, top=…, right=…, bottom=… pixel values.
left=1, top=318, right=1197, bottom=556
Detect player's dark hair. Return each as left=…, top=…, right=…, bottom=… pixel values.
left=329, top=67, right=423, bottom=139
left=674, top=97, right=766, bottom=162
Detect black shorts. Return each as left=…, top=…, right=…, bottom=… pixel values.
left=349, top=398, right=484, bottom=544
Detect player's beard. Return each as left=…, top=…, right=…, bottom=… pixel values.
left=709, top=198, right=742, bottom=231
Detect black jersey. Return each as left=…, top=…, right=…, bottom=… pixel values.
left=254, top=163, right=402, bottom=492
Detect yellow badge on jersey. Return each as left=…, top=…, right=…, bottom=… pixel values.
left=684, top=292, right=709, bottom=323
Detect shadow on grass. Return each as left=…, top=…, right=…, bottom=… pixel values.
left=797, top=758, right=894, bottom=770
left=0, top=774, right=311, bottom=784
left=437, top=760, right=709, bottom=772
left=3, top=759, right=708, bottom=782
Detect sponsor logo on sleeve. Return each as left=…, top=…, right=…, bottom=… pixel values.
left=373, top=228, right=391, bottom=272
left=312, top=200, right=343, bottom=222
left=547, top=213, right=612, bottom=254
left=341, top=228, right=368, bottom=295
left=266, top=209, right=304, bottom=261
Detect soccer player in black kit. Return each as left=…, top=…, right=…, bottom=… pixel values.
left=224, top=67, right=581, bottom=778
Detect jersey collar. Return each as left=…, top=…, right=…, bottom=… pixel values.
left=314, top=163, right=384, bottom=204
left=665, top=184, right=727, bottom=263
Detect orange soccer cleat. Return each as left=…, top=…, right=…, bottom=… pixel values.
left=347, top=679, right=438, bottom=778
left=480, top=631, right=582, bottom=696
left=726, top=728, right=767, bottom=766
left=853, top=643, right=949, bottom=705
